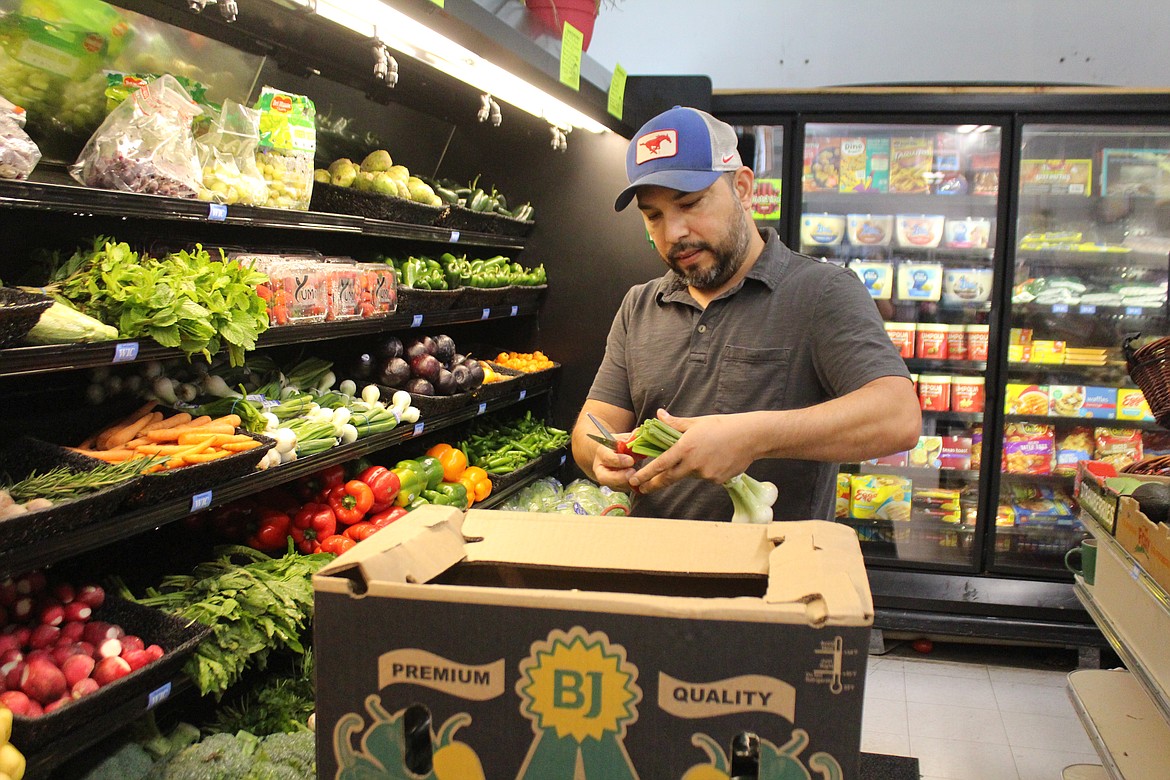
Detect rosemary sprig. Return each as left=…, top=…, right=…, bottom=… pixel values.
left=3, top=456, right=163, bottom=503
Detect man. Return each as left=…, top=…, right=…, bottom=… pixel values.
left=571, top=106, right=921, bottom=522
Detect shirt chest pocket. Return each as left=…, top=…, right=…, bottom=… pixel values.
left=715, top=346, right=791, bottom=413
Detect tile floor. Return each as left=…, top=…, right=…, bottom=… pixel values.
left=861, top=641, right=1104, bottom=780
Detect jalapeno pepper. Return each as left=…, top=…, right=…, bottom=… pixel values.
left=421, top=481, right=468, bottom=508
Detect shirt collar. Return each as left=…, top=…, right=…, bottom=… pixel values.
left=654, top=227, right=787, bottom=304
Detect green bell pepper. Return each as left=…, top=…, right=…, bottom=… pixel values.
left=421, top=482, right=468, bottom=508
left=393, top=461, right=428, bottom=507
left=417, top=455, right=445, bottom=489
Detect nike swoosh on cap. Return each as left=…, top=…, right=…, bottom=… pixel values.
left=721, top=154, right=735, bottom=163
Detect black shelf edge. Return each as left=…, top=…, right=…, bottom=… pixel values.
left=803, top=246, right=997, bottom=262
left=1013, top=302, right=1167, bottom=319
left=920, top=411, right=985, bottom=424
left=0, top=301, right=540, bottom=377
left=1000, top=472, right=1077, bottom=485
left=1016, top=248, right=1169, bottom=267
left=1004, top=413, right=1164, bottom=431
left=0, top=178, right=525, bottom=249
left=851, top=464, right=980, bottom=481
left=0, top=381, right=555, bottom=578
left=800, top=193, right=998, bottom=209
left=905, top=359, right=988, bottom=373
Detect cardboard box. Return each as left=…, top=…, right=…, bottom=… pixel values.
left=889, top=137, right=933, bottom=193
left=314, top=507, right=873, bottom=779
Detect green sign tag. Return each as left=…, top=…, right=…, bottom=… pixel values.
left=608, top=63, right=627, bottom=119
left=559, top=22, right=583, bottom=90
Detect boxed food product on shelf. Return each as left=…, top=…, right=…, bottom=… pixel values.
left=1100, top=148, right=1170, bottom=198
left=314, top=507, right=873, bottom=780
left=883, top=321, right=915, bottom=358
left=1050, top=385, right=1088, bottom=417
left=242, top=254, right=328, bottom=325
left=944, top=325, right=967, bottom=360
left=951, top=376, right=984, bottom=413
left=944, top=218, right=991, bottom=249
left=355, top=262, right=398, bottom=316
left=898, top=262, right=943, bottom=301
left=969, top=152, right=1000, bottom=197
left=851, top=473, right=911, bottom=520
left=912, top=488, right=961, bottom=523
left=1003, top=423, right=1055, bottom=474
left=803, top=138, right=841, bottom=191
left=966, top=324, right=990, bottom=361
left=1030, top=340, right=1066, bottom=364
left=1117, top=388, right=1155, bottom=421
left=320, top=258, right=363, bottom=321
left=838, top=137, right=889, bottom=193
left=1055, top=427, right=1095, bottom=474
left=907, top=436, right=943, bottom=468
left=846, top=214, right=894, bottom=246
left=941, top=268, right=993, bottom=306
left=1095, top=427, right=1144, bottom=471
left=889, top=137, right=933, bottom=194
left=916, top=323, right=948, bottom=359
left=894, top=216, right=946, bottom=249
left=1005, top=384, right=1049, bottom=415
left=918, top=375, right=951, bottom=411
left=836, top=473, right=851, bottom=518
left=938, top=436, right=974, bottom=470
left=1019, top=159, right=1093, bottom=196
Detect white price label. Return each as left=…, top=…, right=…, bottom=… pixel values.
left=413, top=422, right=425, bottom=437
left=481, top=308, right=491, bottom=320
left=450, top=230, right=460, bottom=242
left=519, top=389, right=527, bottom=401
left=147, top=682, right=172, bottom=709
left=510, top=305, right=519, bottom=317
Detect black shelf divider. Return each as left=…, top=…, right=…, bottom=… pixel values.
left=0, top=302, right=540, bottom=378
left=1004, top=413, right=1164, bottom=431
left=0, top=378, right=556, bottom=579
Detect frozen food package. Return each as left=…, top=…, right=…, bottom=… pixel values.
left=1055, top=427, right=1095, bottom=475
left=1002, top=423, right=1055, bottom=475
left=1094, top=427, right=1143, bottom=470
left=0, top=95, right=41, bottom=180
left=803, top=138, right=840, bottom=191
left=70, top=74, right=203, bottom=198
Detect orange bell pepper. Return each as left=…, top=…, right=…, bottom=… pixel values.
left=459, top=466, right=492, bottom=506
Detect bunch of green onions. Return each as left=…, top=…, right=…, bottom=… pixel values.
left=627, top=418, right=779, bottom=524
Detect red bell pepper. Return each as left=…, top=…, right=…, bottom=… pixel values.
left=369, top=506, right=409, bottom=529
left=318, top=534, right=356, bottom=555
left=357, top=465, right=400, bottom=507
left=291, top=503, right=337, bottom=553
left=343, top=521, right=379, bottom=542
left=328, top=480, right=375, bottom=525
left=296, top=464, right=347, bottom=502
left=246, top=508, right=291, bottom=552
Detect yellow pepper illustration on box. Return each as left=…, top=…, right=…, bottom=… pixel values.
left=683, top=729, right=844, bottom=780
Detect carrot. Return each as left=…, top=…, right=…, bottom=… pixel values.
left=104, top=412, right=162, bottom=450
left=139, top=412, right=192, bottom=433
left=180, top=450, right=232, bottom=464
left=176, top=432, right=240, bottom=447
left=132, top=444, right=204, bottom=456
left=208, top=414, right=242, bottom=429
left=70, top=448, right=140, bottom=463
left=145, top=422, right=234, bottom=442
left=122, top=436, right=151, bottom=449
left=91, top=402, right=160, bottom=448
left=221, top=440, right=261, bottom=452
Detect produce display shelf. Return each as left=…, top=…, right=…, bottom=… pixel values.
left=0, top=178, right=523, bottom=249
left=0, top=302, right=540, bottom=378
left=1066, top=669, right=1170, bottom=780
left=1004, top=414, right=1164, bottom=431
left=23, top=675, right=194, bottom=780
left=0, top=380, right=555, bottom=578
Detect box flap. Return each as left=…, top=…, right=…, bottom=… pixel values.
left=766, top=521, right=873, bottom=625
left=460, top=509, right=772, bottom=575
left=314, top=505, right=466, bottom=594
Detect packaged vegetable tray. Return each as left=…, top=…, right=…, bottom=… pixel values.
left=0, top=437, right=143, bottom=549
left=0, top=287, right=52, bottom=348
left=10, top=597, right=212, bottom=757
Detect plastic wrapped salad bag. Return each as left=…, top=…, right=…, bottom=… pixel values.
left=0, top=95, right=41, bottom=180
left=70, top=73, right=202, bottom=198
left=499, top=477, right=631, bottom=516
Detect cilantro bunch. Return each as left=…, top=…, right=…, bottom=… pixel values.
left=47, top=236, right=269, bottom=366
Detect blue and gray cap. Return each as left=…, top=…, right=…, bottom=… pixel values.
left=614, top=105, right=743, bottom=211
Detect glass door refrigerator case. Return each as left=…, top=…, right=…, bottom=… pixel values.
left=997, top=124, right=1170, bottom=575
left=797, top=122, right=1003, bottom=570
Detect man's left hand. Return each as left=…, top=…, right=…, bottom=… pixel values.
left=628, top=408, right=757, bottom=493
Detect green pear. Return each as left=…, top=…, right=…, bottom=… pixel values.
left=395, top=179, right=411, bottom=199
left=327, top=158, right=354, bottom=177
left=313, top=168, right=331, bottom=184
left=385, top=165, right=410, bottom=184
left=330, top=162, right=358, bottom=188
left=406, top=177, right=437, bottom=203
left=360, top=149, right=394, bottom=173
left=353, top=171, right=377, bottom=192
left=372, top=171, right=401, bottom=197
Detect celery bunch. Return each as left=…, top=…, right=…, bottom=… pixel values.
left=628, top=418, right=778, bottom=523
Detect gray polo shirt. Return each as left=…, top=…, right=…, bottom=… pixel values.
left=587, top=228, right=910, bottom=521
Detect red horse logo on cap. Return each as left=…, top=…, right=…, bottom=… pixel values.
left=635, top=129, right=678, bottom=164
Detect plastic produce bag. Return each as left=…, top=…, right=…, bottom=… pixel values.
left=70, top=73, right=203, bottom=198
left=500, top=477, right=632, bottom=516
left=0, top=95, right=41, bottom=180
left=254, top=86, right=315, bottom=210
left=195, top=99, right=268, bottom=206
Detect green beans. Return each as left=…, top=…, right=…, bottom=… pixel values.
left=457, top=412, right=569, bottom=474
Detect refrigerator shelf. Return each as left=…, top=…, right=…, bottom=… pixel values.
left=905, top=358, right=988, bottom=373
left=801, top=193, right=997, bottom=212
left=1013, top=302, right=1167, bottom=319
left=803, top=245, right=996, bottom=263
left=1017, top=249, right=1170, bottom=268
left=854, top=464, right=979, bottom=481
left=1004, top=413, right=1164, bottom=431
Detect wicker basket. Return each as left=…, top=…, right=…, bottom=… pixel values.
left=0, top=287, right=52, bottom=349
left=396, top=287, right=461, bottom=314
left=309, top=182, right=445, bottom=226
left=1123, top=333, right=1170, bottom=428
left=123, top=431, right=274, bottom=508
left=1122, top=455, right=1170, bottom=476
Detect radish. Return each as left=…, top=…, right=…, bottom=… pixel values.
left=61, top=654, right=95, bottom=687
left=0, top=690, right=33, bottom=717
left=8, top=627, right=29, bottom=647
left=2, top=662, right=23, bottom=690
left=24, top=649, right=50, bottom=664
left=10, top=597, right=33, bottom=622
left=44, top=694, right=73, bottom=714
left=96, top=638, right=122, bottom=659
left=52, top=582, right=75, bottom=604
left=81, top=621, right=121, bottom=645
left=0, top=635, right=19, bottom=656
left=37, top=602, right=64, bottom=627
left=15, top=570, right=46, bottom=595
left=120, top=635, right=145, bottom=654
left=0, top=650, right=20, bottom=666
left=20, top=657, right=66, bottom=704
left=144, top=644, right=164, bottom=662
left=74, top=640, right=94, bottom=659
left=0, top=579, right=16, bottom=607
left=121, top=649, right=151, bottom=671
left=92, top=656, right=130, bottom=686
left=51, top=645, right=80, bottom=666
left=25, top=699, right=43, bottom=717
left=75, top=585, right=105, bottom=609
left=28, top=625, right=59, bottom=650
left=60, top=621, right=85, bottom=642
left=63, top=602, right=91, bottom=623
left=71, top=677, right=99, bottom=698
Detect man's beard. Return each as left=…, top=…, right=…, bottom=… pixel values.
left=667, top=212, right=752, bottom=289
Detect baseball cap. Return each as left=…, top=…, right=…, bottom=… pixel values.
left=614, top=105, right=743, bottom=211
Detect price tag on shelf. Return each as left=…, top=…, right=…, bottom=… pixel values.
left=207, top=203, right=227, bottom=221
left=147, top=682, right=172, bottom=710
left=519, top=389, right=527, bottom=401
left=1079, top=305, right=1096, bottom=315
left=449, top=230, right=460, bottom=243
left=412, top=314, right=424, bottom=328
left=190, top=490, right=213, bottom=513
left=481, top=308, right=491, bottom=320
left=1052, top=303, right=1068, bottom=314
left=413, top=422, right=425, bottom=437
left=477, top=402, right=487, bottom=416
left=559, top=454, right=567, bottom=466
left=1126, top=306, right=1142, bottom=317
left=510, top=305, right=519, bottom=317
left=559, top=22, right=583, bottom=90
left=1132, top=564, right=1142, bottom=581
left=112, top=341, right=139, bottom=363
